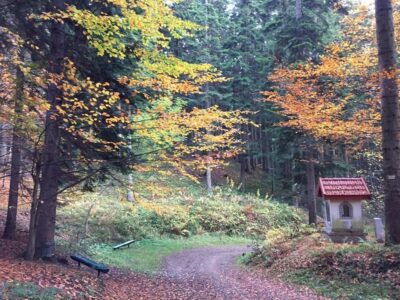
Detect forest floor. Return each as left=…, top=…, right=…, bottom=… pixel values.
left=0, top=238, right=325, bottom=299
left=0, top=211, right=326, bottom=299
left=0, top=175, right=328, bottom=299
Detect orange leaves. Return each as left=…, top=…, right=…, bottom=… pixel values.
left=264, top=57, right=380, bottom=145
left=264, top=64, right=379, bottom=143
left=263, top=3, right=385, bottom=147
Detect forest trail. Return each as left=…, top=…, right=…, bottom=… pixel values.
left=161, top=245, right=327, bottom=300
left=0, top=208, right=325, bottom=300
left=0, top=237, right=327, bottom=299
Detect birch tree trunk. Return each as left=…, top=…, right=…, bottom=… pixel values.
left=375, top=0, right=400, bottom=244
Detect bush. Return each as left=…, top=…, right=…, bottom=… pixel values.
left=309, top=243, right=400, bottom=281
left=246, top=229, right=318, bottom=268
left=292, top=243, right=400, bottom=299
left=246, top=234, right=400, bottom=299
left=57, top=187, right=307, bottom=246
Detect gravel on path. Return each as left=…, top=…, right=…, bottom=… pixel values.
left=160, top=245, right=327, bottom=300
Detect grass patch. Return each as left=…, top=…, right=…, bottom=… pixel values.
left=2, top=281, right=66, bottom=300
left=88, top=234, right=253, bottom=274
left=236, top=252, right=253, bottom=266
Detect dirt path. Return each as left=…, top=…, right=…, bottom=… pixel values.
left=162, top=245, right=327, bottom=300
left=0, top=228, right=327, bottom=300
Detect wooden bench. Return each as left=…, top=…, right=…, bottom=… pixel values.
left=113, top=240, right=136, bottom=250
left=70, top=255, right=109, bottom=277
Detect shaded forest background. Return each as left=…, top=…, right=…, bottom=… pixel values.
left=0, top=0, right=390, bottom=259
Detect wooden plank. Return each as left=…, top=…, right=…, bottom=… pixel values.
left=113, top=240, right=136, bottom=250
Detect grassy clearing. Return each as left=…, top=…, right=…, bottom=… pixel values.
left=88, top=234, right=253, bottom=274
left=56, top=172, right=306, bottom=276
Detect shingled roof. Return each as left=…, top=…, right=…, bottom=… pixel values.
left=317, top=178, right=371, bottom=201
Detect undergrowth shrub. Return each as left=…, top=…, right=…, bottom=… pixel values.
left=58, top=188, right=307, bottom=246
left=246, top=233, right=400, bottom=299
left=295, top=243, right=400, bottom=299
left=309, top=244, right=400, bottom=282
left=247, top=231, right=319, bottom=268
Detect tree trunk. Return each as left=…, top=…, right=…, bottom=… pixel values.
left=344, top=147, right=350, bottom=177
left=127, top=106, right=135, bottom=202
left=271, top=141, right=276, bottom=194
left=83, top=203, right=95, bottom=239
left=34, top=0, right=65, bottom=259
left=261, top=124, right=267, bottom=171
left=290, top=144, right=297, bottom=205
left=306, top=150, right=317, bottom=225
left=204, top=0, right=213, bottom=194
left=206, top=167, right=212, bottom=193
left=239, top=154, right=246, bottom=190
left=3, top=58, right=24, bottom=240
left=251, top=125, right=257, bottom=170
left=250, top=156, right=256, bottom=170
left=264, top=129, right=270, bottom=172
left=375, top=0, right=400, bottom=244
left=0, top=123, right=8, bottom=173
left=295, top=0, right=303, bottom=19
left=26, top=153, right=41, bottom=261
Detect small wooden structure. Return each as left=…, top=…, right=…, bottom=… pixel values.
left=113, top=240, right=136, bottom=250
left=317, top=178, right=371, bottom=243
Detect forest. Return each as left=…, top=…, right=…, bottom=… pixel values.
left=0, top=0, right=399, bottom=299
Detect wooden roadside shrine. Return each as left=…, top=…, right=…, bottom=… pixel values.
left=317, top=178, right=371, bottom=243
